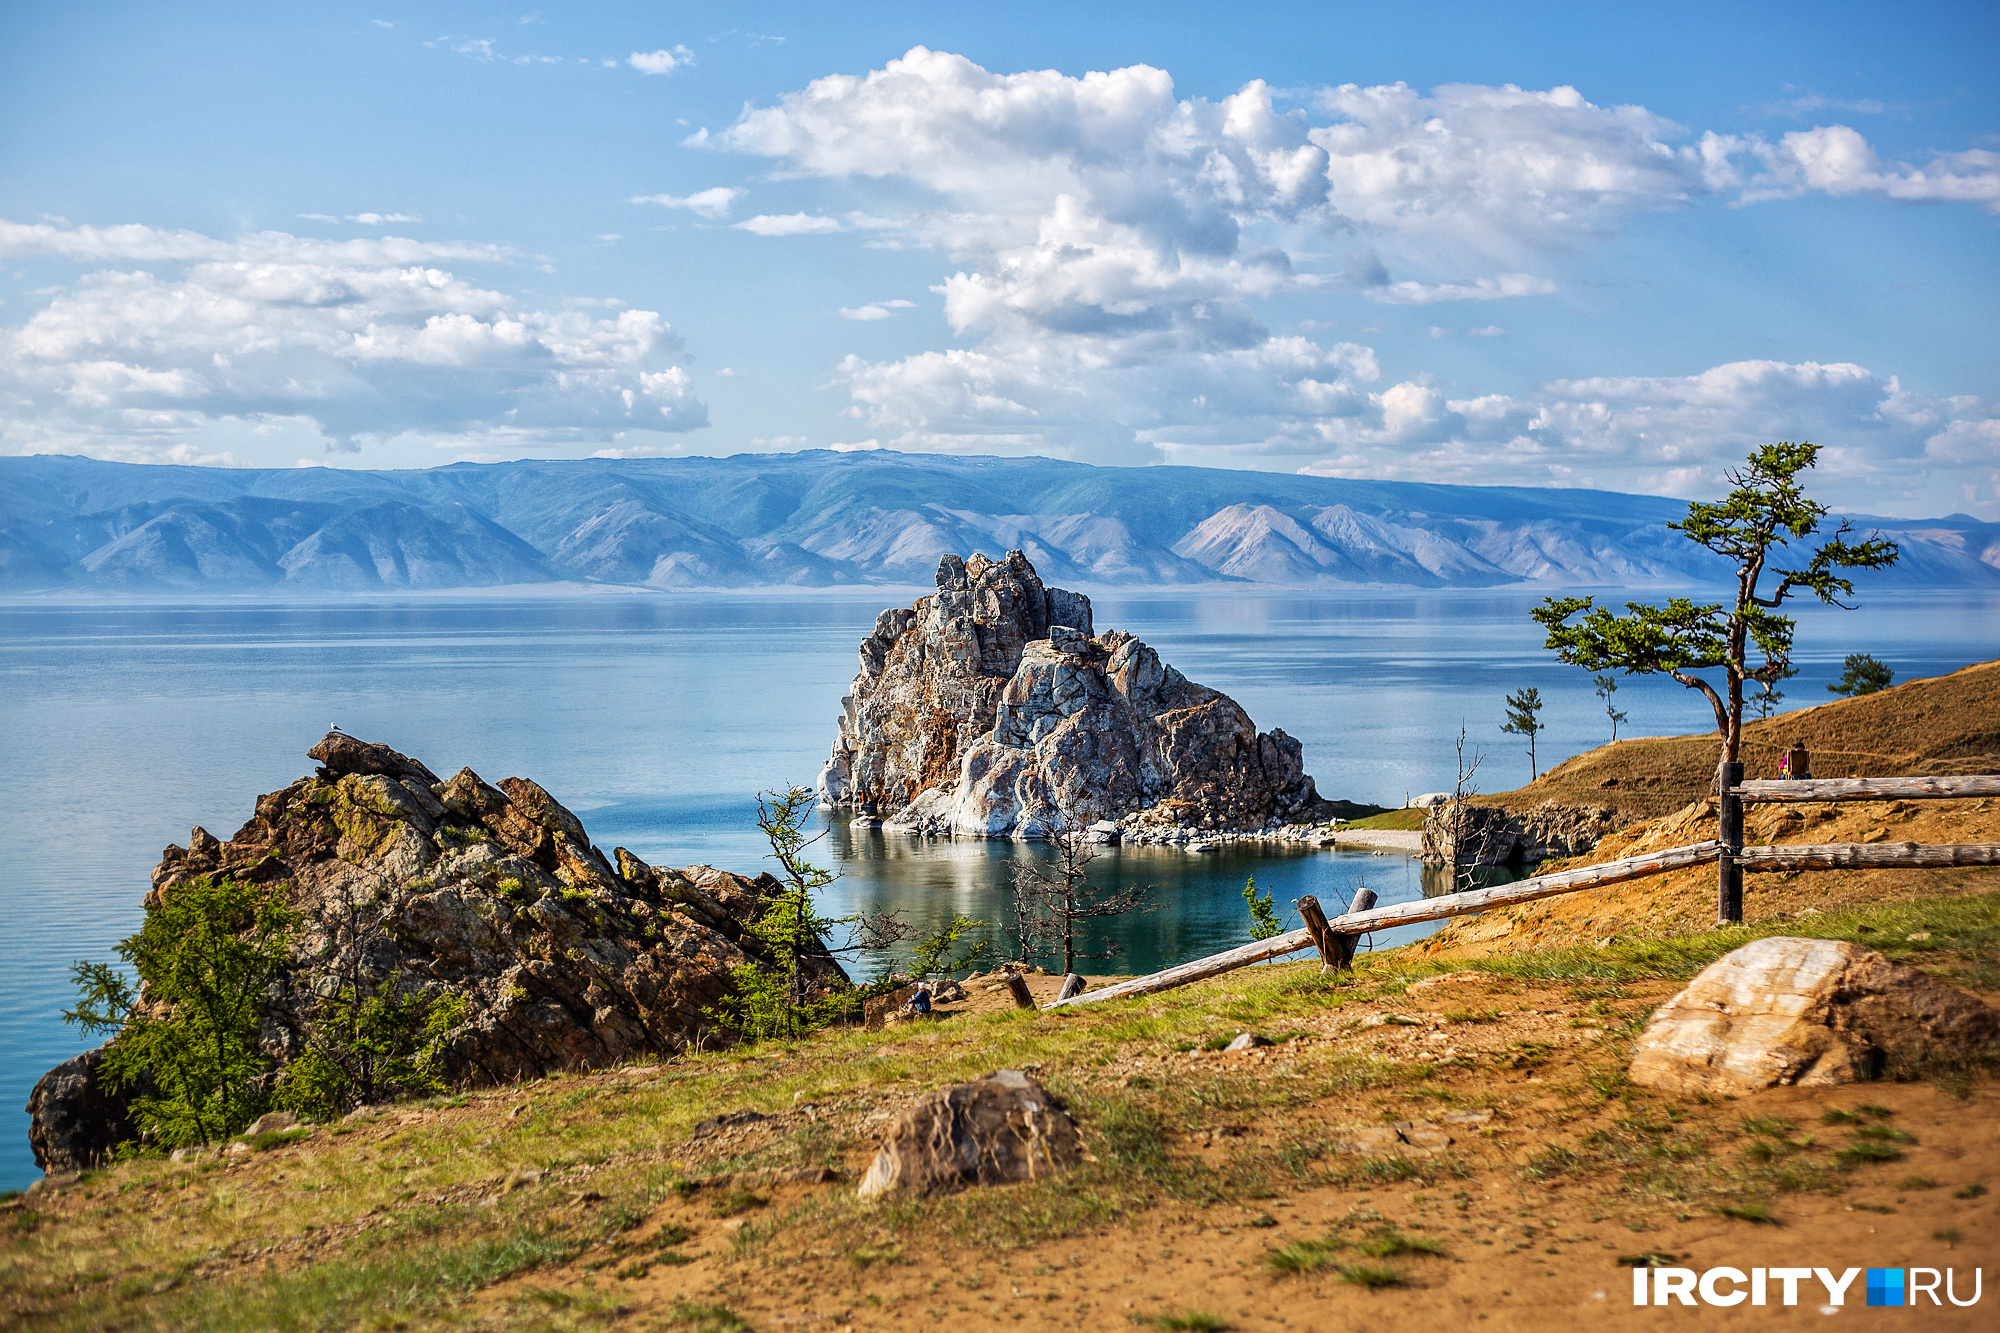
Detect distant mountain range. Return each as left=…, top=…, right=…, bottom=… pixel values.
left=3, top=451, right=1996, bottom=594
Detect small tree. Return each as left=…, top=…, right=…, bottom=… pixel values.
left=272, top=878, right=466, bottom=1120
left=65, top=875, right=298, bottom=1148
left=1011, top=827, right=1153, bottom=975
left=1828, top=652, right=1893, bottom=697
left=1499, top=687, right=1544, bottom=781
left=1592, top=673, right=1628, bottom=743
left=906, top=914, right=991, bottom=979
left=1532, top=443, right=1898, bottom=764
left=1242, top=877, right=1283, bottom=940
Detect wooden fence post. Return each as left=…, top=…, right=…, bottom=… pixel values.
left=1000, top=971, right=1036, bottom=1009
left=1331, top=888, right=1378, bottom=968
left=1717, top=760, right=1744, bottom=924
left=1297, top=895, right=1337, bottom=971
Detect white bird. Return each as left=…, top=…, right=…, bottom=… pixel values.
left=329, top=723, right=344, bottom=734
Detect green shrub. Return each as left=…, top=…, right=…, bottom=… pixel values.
left=274, top=981, right=466, bottom=1121
left=65, top=875, right=298, bottom=1148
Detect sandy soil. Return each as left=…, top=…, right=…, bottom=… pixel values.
left=482, top=970, right=2000, bottom=1332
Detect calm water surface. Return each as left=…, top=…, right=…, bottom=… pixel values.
left=3, top=587, right=1993, bottom=1189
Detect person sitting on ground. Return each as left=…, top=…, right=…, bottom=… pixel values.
left=906, top=982, right=933, bottom=1016
left=1784, top=739, right=1812, bottom=781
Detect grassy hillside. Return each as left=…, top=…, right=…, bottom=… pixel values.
left=1481, top=658, right=2000, bottom=824
left=6, top=893, right=1996, bottom=1332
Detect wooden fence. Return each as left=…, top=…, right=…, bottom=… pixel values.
left=1044, top=772, right=1998, bottom=1011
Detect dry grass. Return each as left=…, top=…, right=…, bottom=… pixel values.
left=5, top=883, right=1997, bottom=1332
left=1481, top=658, right=2000, bottom=823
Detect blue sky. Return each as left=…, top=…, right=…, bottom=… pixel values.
left=2, top=1, right=1995, bottom=515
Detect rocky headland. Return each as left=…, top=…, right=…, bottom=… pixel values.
left=818, top=550, right=1336, bottom=839
left=28, top=732, right=843, bottom=1172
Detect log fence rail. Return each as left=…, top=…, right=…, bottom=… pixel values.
left=1044, top=771, right=1997, bottom=1012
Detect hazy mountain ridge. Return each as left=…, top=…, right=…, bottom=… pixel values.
left=3, top=451, right=1996, bottom=594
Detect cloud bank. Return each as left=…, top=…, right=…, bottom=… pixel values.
left=0, top=221, right=706, bottom=461
left=704, top=48, right=1999, bottom=506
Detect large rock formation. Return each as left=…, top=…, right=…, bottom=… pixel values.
left=1629, top=936, right=2000, bottom=1095
left=29, top=733, right=843, bottom=1169
left=818, top=550, right=1327, bottom=838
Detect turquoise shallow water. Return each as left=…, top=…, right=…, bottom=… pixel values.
left=3, top=587, right=1993, bottom=1189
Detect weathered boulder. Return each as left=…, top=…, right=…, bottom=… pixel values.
left=1629, top=936, right=2000, bottom=1095
left=30, top=733, right=847, bottom=1163
left=856, top=1069, right=1082, bottom=1198
left=819, top=550, right=1327, bottom=837
left=26, top=1047, right=141, bottom=1173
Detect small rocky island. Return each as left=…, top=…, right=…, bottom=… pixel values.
left=29, top=733, right=843, bottom=1172
left=818, top=550, right=1335, bottom=839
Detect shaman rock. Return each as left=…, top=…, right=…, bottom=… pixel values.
left=30, top=733, right=847, bottom=1163
left=1629, top=936, right=2000, bottom=1095
left=819, top=549, right=1327, bottom=837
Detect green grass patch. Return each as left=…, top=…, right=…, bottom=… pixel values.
left=1265, top=1236, right=1343, bottom=1275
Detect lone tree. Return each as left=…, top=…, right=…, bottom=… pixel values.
left=1499, top=686, right=1544, bottom=781
left=1532, top=443, right=1898, bottom=765
left=1011, top=825, right=1153, bottom=975
left=1592, top=673, right=1628, bottom=743
left=1828, top=652, right=1893, bottom=697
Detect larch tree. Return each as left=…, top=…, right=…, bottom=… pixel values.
left=1531, top=443, right=1898, bottom=765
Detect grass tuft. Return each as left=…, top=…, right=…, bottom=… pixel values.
left=1265, top=1237, right=1343, bottom=1275
left=1709, top=1203, right=1778, bottom=1224
left=1143, top=1310, right=1231, bottom=1331
left=1337, top=1262, right=1407, bottom=1288
left=661, top=1302, right=753, bottom=1332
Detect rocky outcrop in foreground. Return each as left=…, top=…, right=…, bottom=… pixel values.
left=29, top=733, right=842, bottom=1170
left=857, top=1069, right=1081, bottom=1198
left=1629, top=936, right=2000, bottom=1094
left=819, top=550, right=1328, bottom=838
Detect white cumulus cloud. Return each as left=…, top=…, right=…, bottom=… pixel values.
left=733, top=213, right=845, bottom=236
left=629, top=46, right=693, bottom=76
left=631, top=186, right=743, bottom=219
left=1292, top=359, right=2000, bottom=512
left=0, top=220, right=707, bottom=463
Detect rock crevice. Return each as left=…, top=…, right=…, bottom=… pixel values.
left=819, top=550, right=1327, bottom=837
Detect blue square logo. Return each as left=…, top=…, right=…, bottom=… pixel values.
left=1867, top=1269, right=1905, bottom=1307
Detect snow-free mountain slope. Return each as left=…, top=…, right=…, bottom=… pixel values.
left=3, top=451, right=1995, bottom=593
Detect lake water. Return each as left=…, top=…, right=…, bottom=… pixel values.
left=3, top=586, right=1994, bottom=1190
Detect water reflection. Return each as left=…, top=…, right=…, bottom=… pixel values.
left=1419, top=861, right=1526, bottom=899
left=812, top=814, right=1450, bottom=977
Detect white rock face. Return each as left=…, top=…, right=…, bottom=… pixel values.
left=819, top=549, right=1326, bottom=838
left=1628, top=936, right=2000, bottom=1095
